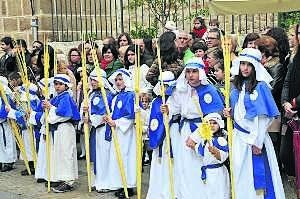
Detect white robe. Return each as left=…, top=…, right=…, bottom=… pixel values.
left=106, top=95, right=136, bottom=190
left=29, top=111, right=47, bottom=180
left=87, top=92, right=111, bottom=190
left=35, top=127, right=47, bottom=180
left=194, top=137, right=230, bottom=199
left=167, top=86, right=206, bottom=199
left=20, top=129, right=36, bottom=161
left=232, top=86, right=285, bottom=199
left=0, top=119, right=17, bottom=163
left=47, top=106, right=78, bottom=182
left=146, top=95, right=181, bottom=199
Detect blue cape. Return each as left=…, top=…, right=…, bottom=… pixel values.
left=105, top=90, right=135, bottom=141
left=230, top=81, right=279, bottom=120
left=195, top=84, right=225, bottom=115
left=50, top=91, right=80, bottom=122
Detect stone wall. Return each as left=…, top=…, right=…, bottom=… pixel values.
left=0, top=0, right=278, bottom=45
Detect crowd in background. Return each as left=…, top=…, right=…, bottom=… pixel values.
left=0, top=16, right=300, bottom=198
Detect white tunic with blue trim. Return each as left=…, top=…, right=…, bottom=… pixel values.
left=106, top=89, right=137, bottom=189
left=47, top=91, right=79, bottom=182
left=194, top=136, right=230, bottom=199
left=86, top=89, right=113, bottom=190
left=231, top=83, right=285, bottom=199
left=167, top=84, right=224, bottom=199
left=0, top=97, right=17, bottom=163
left=146, top=94, right=181, bottom=199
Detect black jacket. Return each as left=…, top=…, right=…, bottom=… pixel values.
left=265, top=57, right=286, bottom=109
left=0, top=53, right=17, bottom=76
left=281, top=48, right=300, bottom=113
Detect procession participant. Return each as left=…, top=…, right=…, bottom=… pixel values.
left=82, top=69, right=115, bottom=193
left=146, top=71, right=180, bottom=199
left=42, top=74, right=80, bottom=193
left=105, top=68, right=136, bottom=198
left=224, top=48, right=285, bottom=198
left=9, top=83, right=40, bottom=176
left=0, top=76, right=17, bottom=172
left=188, top=113, right=230, bottom=199
left=163, top=57, right=224, bottom=198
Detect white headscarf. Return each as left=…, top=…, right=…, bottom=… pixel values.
left=38, top=77, right=55, bottom=97
left=89, top=69, right=116, bottom=94
left=19, top=83, right=39, bottom=101
left=231, top=48, right=273, bottom=87
left=203, top=112, right=224, bottom=129
left=153, top=71, right=176, bottom=96
left=176, top=57, right=208, bottom=92
left=108, top=68, right=133, bottom=92
left=0, top=76, right=12, bottom=95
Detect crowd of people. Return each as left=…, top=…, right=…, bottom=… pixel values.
left=0, top=16, right=299, bottom=198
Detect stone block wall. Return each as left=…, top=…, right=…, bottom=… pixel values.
left=0, top=0, right=278, bottom=45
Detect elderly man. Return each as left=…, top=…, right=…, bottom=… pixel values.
left=176, top=31, right=194, bottom=64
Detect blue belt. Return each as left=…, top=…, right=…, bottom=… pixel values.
left=49, top=120, right=73, bottom=142
left=201, top=163, right=224, bottom=181
left=234, top=122, right=250, bottom=134
left=170, top=114, right=181, bottom=125
left=0, top=122, right=6, bottom=147
left=179, top=117, right=202, bottom=132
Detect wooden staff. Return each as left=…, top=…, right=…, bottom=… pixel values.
left=157, top=41, right=175, bottom=199
left=43, top=35, right=51, bottom=192
left=81, top=36, right=92, bottom=192
left=0, top=84, right=31, bottom=175
left=222, top=36, right=235, bottom=199
left=134, top=45, right=143, bottom=199
left=91, top=48, right=129, bottom=198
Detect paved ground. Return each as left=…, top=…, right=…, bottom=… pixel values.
left=0, top=160, right=297, bottom=199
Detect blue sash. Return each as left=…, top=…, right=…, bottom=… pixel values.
left=252, top=147, right=276, bottom=198
left=179, top=117, right=202, bottom=133
left=89, top=123, right=105, bottom=174
left=201, top=163, right=224, bottom=181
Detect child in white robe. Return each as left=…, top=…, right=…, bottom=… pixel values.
left=105, top=68, right=136, bottom=198
left=82, top=69, right=115, bottom=193
left=0, top=76, right=17, bottom=172
left=8, top=83, right=40, bottom=176
left=42, top=74, right=80, bottom=193
left=146, top=71, right=180, bottom=199
left=189, top=113, right=230, bottom=199
left=224, top=48, right=285, bottom=199
left=165, top=57, right=225, bottom=199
